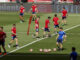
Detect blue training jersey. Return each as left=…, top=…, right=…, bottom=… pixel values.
left=58, top=31, right=66, bottom=40
left=70, top=52, right=77, bottom=60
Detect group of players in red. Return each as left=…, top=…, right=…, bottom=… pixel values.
left=0, top=3, right=68, bottom=55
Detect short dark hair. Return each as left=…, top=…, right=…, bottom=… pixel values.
left=54, top=14, right=57, bottom=17
left=63, top=7, right=65, bottom=9
left=37, top=16, right=40, bottom=18
left=48, top=16, right=51, bottom=19
left=59, top=27, right=63, bottom=29
left=0, top=27, right=3, bottom=29
left=72, top=47, right=76, bottom=51
left=21, top=3, right=23, bottom=5
left=13, top=24, right=16, bottom=26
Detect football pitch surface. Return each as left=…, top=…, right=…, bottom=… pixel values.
left=0, top=12, right=80, bottom=60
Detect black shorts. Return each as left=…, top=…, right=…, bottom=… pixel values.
left=0, top=41, right=5, bottom=47
left=62, top=16, right=66, bottom=20
left=44, top=28, right=50, bottom=32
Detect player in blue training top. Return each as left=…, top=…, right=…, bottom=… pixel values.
left=56, top=27, right=66, bottom=51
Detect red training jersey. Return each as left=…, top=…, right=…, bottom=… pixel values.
left=20, top=6, right=25, bottom=13
left=32, top=5, right=37, bottom=12
left=11, top=27, right=16, bottom=36
left=53, top=17, right=59, bottom=25
left=35, top=19, right=39, bottom=29
left=62, top=9, right=67, bottom=17
left=0, top=32, right=6, bottom=42
left=45, top=19, right=50, bottom=28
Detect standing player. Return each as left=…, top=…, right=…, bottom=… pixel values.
left=8, top=24, right=19, bottom=48
left=30, top=3, right=38, bottom=21
left=53, top=14, right=59, bottom=34
left=62, top=7, right=68, bottom=25
left=43, top=16, right=51, bottom=37
left=56, top=27, right=66, bottom=51
left=0, top=27, right=7, bottom=55
left=33, top=16, right=40, bottom=38
left=19, top=4, right=25, bottom=23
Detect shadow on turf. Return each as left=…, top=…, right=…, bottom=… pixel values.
left=0, top=53, right=80, bottom=60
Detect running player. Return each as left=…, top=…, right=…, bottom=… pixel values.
left=43, top=16, right=51, bottom=37
left=8, top=24, right=19, bottom=48
left=30, top=3, right=38, bottom=21
left=33, top=16, right=40, bottom=38
left=56, top=27, right=66, bottom=51
left=53, top=14, right=59, bottom=34
left=19, top=3, right=25, bottom=23
left=62, top=7, right=68, bottom=25
left=0, top=27, right=7, bottom=55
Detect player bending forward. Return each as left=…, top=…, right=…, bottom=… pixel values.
left=43, top=16, right=51, bottom=38
left=33, top=16, right=40, bottom=38
left=0, top=27, right=7, bottom=55
left=56, top=27, right=66, bottom=51
left=19, top=4, right=25, bottom=23
left=8, top=24, right=19, bottom=48
left=30, top=3, right=38, bottom=21
left=53, top=14, right=59, bottom=34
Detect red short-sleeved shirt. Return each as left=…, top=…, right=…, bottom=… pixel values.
left=20, top=6, right=25, bottom=13
left=11, top=27, right=16, bottom=36
left=32, top=5, right=37, bottom=12
left=0, top=32, right=6, bottom=42
left=45, top=19, right=50, bottom=28
left=62, top=10, right=67, bottom=17
left=53, top=17, right=59, bottom=25
left=35, top=19, right=39, bottom=29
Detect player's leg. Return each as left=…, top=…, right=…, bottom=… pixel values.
left=43, top=28, right=46, bottom=37
left=54, top=25, right=57, bottom=34
left=60, top=43, right=63, bottom=50
left=35, top=29, right=40, bottom=38
left=2, top=42, right=7, bottom=55
left=8, top=36, right=15, bottom=48
left=19, top=13, right=24, bottom=23
left=56, top=42, right=60, bottom=49
left=0, top=46, right=2, bottom=55
left=15, top=38, right=19, bottom=48
left=47, top=29, right=51, bottom=37
left=32, top=12, right=36, bottom=21
left=62, top=17, right=65, bottom=26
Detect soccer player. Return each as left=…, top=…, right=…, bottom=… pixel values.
left=33, top=16, right=40, bottom=38
left=56, top=27, right=66, bottom=51
left=43, top=16, right=51, bottom=37
left=30, top=3, right=38, bottom=21
left=62, top=7, right=68, bottom=25
left=0, top=27, right=7, bottom=55
left=19, top=3, right=25, bottom=23
left=8, top=24, right=19, bottom=48
left=70, top=47, right=77, bottom=60
left=53, top=14, right=59, bottom=34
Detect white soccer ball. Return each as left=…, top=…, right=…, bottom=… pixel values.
left=29, top=49, right=33, bottom=52
left=39, top=49, right=43, bottom=52
left=48, top=49, right=52, bottom=52
left=53, top=48, right=57, bottom=52
left=44, top=49, right=48, bottom=53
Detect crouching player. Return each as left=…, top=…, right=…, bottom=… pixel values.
left=56, top=27, right=66, bottom=51
left=8, top=24, right=19, bottom=48
left=53, top=14, right=59, bottom=34
left=0, top=27, right=7, bottom=55
left=43, top=16, right=51, bottom=37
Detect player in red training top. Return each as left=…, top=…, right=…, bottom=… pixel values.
left=43, top=16, right=51, bottom=37
left=33, top=16, right=40, bottom=38
left=30, top=3, right=38, bottom=21
left=0, top=27, right=7, bottom=55
left=19, top=3, right=25, bottom=23
left=53, top=14, right=59, bottom=34
left=62, top=7, right=68, bottom=25
left=8, top=24, right=19, bottom=48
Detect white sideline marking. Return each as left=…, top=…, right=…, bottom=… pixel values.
left=0, top=24, right=80, bottom=58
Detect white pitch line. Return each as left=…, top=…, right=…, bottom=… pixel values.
left=0, top=24, right=80, bottom=58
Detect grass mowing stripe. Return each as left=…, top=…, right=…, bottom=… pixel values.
left=0, top=24, right=80, bottom=58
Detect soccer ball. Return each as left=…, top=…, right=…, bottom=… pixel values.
left=43, top=49, right=48, bottom=53
left=39, top=49, right=43, bottom=52
left=48, top=49, right=52, bottom=52
left=29, top=49, right=33, bottom=52
left=53, top=48, right=57, bottom=52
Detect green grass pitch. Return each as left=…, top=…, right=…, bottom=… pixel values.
left=0, top=12, right=80, bottom=60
